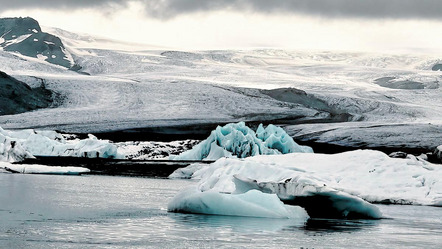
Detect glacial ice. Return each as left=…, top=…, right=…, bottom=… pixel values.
left=171, top=122, right=312, bottom=160
left=0, top=127, right=34, bottom=162
left=168, top=186, right=309, bottom=220
left=170, top=149, right=442, bottom=218
left=0, top=127, right=117, bottom=174
left=0, top=162, right=90, bottom=175
left=0, top=126, right=123, bottom=161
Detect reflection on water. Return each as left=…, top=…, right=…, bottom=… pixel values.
left=1, top=174, right=441, bottom=249
left=304, top=218, right=379, bottom=233
left=171, top=212, right=306, bottom=233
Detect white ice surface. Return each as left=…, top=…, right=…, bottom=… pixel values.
left=172, top=122, right=311, bottom=160
left=171, top=150, right=442, bottom=207
left=0, top=162, right=90, bottom=175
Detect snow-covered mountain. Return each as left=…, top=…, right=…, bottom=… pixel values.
left=0, top=17, right=440, bottom=150
left=0, top=17, right=74, bottom=68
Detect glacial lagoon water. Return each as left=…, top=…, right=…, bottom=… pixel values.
left=0, top=174, right=441, bottom=249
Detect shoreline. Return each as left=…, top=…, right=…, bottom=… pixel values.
left=80, top=123, right=437, bottom=157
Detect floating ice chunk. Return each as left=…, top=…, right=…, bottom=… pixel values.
left=232, top=175, right=382, bottom=219
left=22, top=133, right=123, bottom=159
left=168, top=186, right=309, bottom=220
left=0, top=162, right=89, bottom=175
left=171, top=150, right=442, bottom=218
left=171, top=122, right=312, bottom=160
left=1, top=126, right=123, bottom=160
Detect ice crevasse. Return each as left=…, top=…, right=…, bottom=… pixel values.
left=170, top=122, right=313, bottom=160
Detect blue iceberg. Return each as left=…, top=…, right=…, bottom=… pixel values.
left=171, top=122, right=312, bottom=160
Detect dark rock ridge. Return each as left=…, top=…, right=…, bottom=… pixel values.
left=432, top=64, right=442, bottom=71
left=261, top=87, right=354, bottom=122
left=0, top=71, right=55, bottom=115
left=0, top=17, right=74, bottom=68
left=374, top=77, right=425, bottom=90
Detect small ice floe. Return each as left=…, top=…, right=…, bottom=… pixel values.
left=1, top=162, right=90, bottom=175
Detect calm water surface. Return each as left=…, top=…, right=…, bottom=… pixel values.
left=0, top=174, right=441, bottom=248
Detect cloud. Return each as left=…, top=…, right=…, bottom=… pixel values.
left=143, top=0, right=442, bottom=20
left=0, top=0, right=127, bottom=11
left=2, top=0, right=442, bottom=20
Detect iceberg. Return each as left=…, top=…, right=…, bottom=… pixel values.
left=1, top=127, right=123, bottom=160
left=171, top=122, right=312, bottom=160
left=170, top=150, right=442, bottom=218
left=1, top=126, right=97, bottom=175
left=168, top=186, right=309, bottom=220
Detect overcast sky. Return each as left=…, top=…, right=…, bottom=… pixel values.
left=1, top=0, right=442, bottom=53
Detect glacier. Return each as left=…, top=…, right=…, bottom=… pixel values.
left=169, top=150, right=442, bottom=218
left=171, top=122, right=312, bottom=160
left=0, top=37, right=440, bottom=151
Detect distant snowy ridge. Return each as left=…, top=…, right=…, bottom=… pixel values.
left=170, top=150, right=442, bottom=219
left=171, top=122, right=312, bottom=160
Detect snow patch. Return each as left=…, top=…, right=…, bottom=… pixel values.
left=2, top=34, right=32, bottom=47
left=36, top=54, right=48, bottom=61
